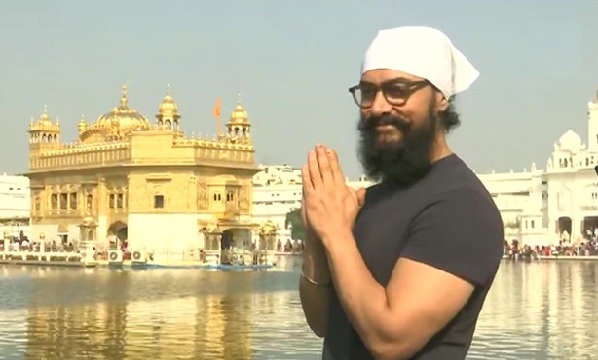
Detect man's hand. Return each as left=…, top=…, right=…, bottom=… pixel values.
left=301, top=191, right=318, bottom=242
left=301, top=145, right=365, bottom=247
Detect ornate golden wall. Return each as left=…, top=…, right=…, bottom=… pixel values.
left=25, top=85, right=259, bottom=244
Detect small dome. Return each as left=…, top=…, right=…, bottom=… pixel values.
left=92, top=85, right=150, bottom=133
left=230, top=103, right=248, bottom=124
left=159, top=95, right=178, bottom=113
left=38, top=106, right=53, bottom=125
left=78, top=115, right=87, bottom=129
left=557, top=130, right=582, bottom=151
left=158, top=84, right=179, bottom=114
left=29, top=105, right=59, bottom=132
left=82, top=216, right=95, bottom=224
left=260, top=220, right=276, bottom=233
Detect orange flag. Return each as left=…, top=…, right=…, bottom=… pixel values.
left=213, top=97, right=222, bottom=118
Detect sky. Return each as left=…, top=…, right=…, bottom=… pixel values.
left=1, top=0, right=597, bottom=178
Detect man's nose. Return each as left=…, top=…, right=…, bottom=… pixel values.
left=369, top=90, right=393, bottom=117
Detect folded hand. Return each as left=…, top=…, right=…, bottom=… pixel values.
left=301, top=145, right=365, bottom=246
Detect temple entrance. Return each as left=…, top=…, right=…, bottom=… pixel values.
left=221, top=229, right=234, bottom=250
left=220, top=228, right=253, bottom=265
left=219, top=229, right=234, bottom=265
left=116, top=228, right=127, bottom=242
left=107, top=221, right=128, bottom=249
left=583, top=216, right=598, bottom=240
left=557, top=217, right=572, bottom=242
left=108, top=221, right=127, bottom=241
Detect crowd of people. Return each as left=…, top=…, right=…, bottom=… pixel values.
left=278, top=238, right=304, bottom=253
left=504, top=238, right=598, bottom=260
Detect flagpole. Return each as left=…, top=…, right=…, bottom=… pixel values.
left=213, top=97, right=222, bottom=137
left=217, top=110, right=222, bottom=137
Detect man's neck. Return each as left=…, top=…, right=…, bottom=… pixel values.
left=430, top=137, right=453, bottom=163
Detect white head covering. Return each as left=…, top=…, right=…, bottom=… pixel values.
left=361, top=26, right=479, bottom=98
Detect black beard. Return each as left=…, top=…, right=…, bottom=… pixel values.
left=356, top=109, right=437, bottom=186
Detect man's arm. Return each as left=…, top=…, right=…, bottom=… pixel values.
left=299, top=148, right=367, bottom=338
left=322, top=188, right=504, bottom=360
left=299, top=231, right=332, bottom=337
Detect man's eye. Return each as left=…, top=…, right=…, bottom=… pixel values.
left=361, top=88, right=377, bottom=97
left=386, top=86, right=409, bottom=96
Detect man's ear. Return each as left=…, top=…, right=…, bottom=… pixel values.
left=436, top=92, right=449, bottom=111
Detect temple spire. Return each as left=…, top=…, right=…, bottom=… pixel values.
left=119, top=84, right=129, bottom=108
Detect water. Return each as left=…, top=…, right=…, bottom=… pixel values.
left=0, top=261, right=596, bottom=359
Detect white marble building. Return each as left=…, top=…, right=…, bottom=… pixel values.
left=252, top=165, right=303, bottom=231
left=477, top=90, right=598, bottom=246
left=0, top=174, right=31, bottom=239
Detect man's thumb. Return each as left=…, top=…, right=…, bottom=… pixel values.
left=356, top=188, right=366, bottom=207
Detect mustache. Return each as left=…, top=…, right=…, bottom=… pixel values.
left=358, top=114, right=411, bottom=132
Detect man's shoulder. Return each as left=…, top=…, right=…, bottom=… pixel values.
left=422, top=183, right=503, bottom=233
left=425, top=156, right=495, bottom=209
left=436, top=182, right=496, bottom=209
left=361, top=164, right=495, bottom=212
left=403, top=178, right=504, bottom=287
left=411, top=166, right=504, bottom=244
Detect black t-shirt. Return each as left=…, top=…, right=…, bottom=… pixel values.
left=321, top=154, right=505, bottom=360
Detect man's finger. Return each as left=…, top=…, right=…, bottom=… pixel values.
left=301, top=163, right=315, bottom=194
left=307, top=149, right=322, bottom=189
left=316, top=145, right=334, bottom=186
left=326, top=149, right=346, bottom=186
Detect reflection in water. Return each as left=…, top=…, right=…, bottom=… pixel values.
left=0, top=262, right=597, bottom=359
left=17, top=270, right=260, bottom=359
left=470, top=261, right=598, bottom=359
left=33, top=303, right=129, bottom=359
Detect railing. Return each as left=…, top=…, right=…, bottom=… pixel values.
left=0, top=247, right=83, bottom=262
left=219, top=249, right=267, bottom=265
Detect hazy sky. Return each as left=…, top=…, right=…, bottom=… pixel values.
left=1, top=0, right=597, bottom=178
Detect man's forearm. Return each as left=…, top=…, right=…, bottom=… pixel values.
left=299, top=232, right=332, bottom=337
left=323, top=230, right=406, bottom=359
left=302, top=232, right=331, bottom=284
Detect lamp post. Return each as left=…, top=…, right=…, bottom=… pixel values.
left=259, top=221, right=277, bottom=266
left=204, top=223, right=221, bottom=265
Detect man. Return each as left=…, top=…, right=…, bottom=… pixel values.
left=299, top=26, right=505, bottom=360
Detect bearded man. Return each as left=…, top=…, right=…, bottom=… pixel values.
left=299, top=26, right=504, bottom=360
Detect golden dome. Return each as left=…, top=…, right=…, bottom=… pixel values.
left=229, top=98, right=249, bottom=124
left=159, top=95, right=177, bottom=113
left=37, top=105, right=53, bottom=126
left=260, top=220, right=277, bottom=233
left=29, top=105, right=59, bottom=132
left=158, top=84, right=179, bottom=114
left=93, top=85, right=150, bottom=133
left=77, top=115, right=87, bottom=132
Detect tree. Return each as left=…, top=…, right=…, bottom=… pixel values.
left=285, top=208, right=306, bottom=240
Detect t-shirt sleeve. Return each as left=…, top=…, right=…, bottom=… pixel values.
left=400, top=187, right=505, bottom=287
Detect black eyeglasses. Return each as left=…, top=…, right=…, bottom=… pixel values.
left=348, top=79, right=429, bottom=109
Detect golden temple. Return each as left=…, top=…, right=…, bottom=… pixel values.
left=25, top=85, right=261, bottom=258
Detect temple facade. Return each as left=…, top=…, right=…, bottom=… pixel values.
left=25, top=85, right=261, bottom=258
left=477, top=89, right=598, bottom=246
